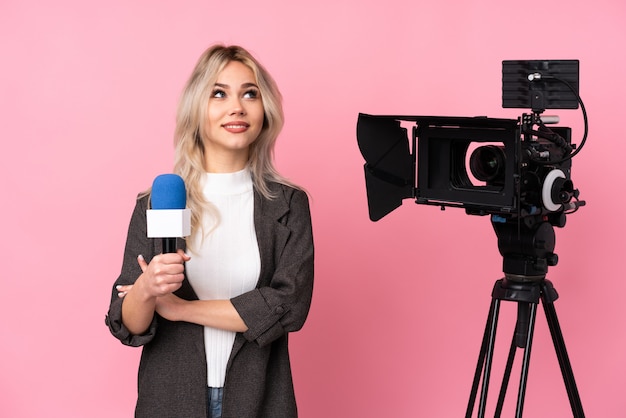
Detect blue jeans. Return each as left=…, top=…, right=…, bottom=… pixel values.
left=207, top=387, right=223, bottom=418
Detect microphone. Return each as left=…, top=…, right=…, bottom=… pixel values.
left=146, top=174, right=191, bottom=253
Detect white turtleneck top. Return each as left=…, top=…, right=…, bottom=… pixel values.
left=185, top=167, right=260, bottom=388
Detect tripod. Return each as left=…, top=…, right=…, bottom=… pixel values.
left=465, top=219, right=585, bottom=417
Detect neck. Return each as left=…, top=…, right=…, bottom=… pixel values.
left=204, top=151, right=249, bottom=173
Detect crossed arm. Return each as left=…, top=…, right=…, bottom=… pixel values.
left=119, top=250, right=247, bottom=335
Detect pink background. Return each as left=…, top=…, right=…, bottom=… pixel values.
left=1, top=0, right=624, bottom=416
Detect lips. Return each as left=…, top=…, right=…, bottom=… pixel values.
left=222, top=122, right=250, bottom=133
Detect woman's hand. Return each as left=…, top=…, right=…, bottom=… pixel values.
left=119, top=286, right=186, bottom=322
left=134, top=250, right=191, bottom=300
left=155, top=293, right=186, bottom=322
left=119, top=249, right=190, bottom=335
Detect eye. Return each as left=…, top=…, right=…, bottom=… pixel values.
left=243, top=89, right=259, bottom=99
left=211, top=89, right=226, bottom=98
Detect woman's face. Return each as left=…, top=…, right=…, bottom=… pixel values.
left=203, top=60, right=265, bottom=169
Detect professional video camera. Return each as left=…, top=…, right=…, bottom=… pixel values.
left=357, top=59, right=587, bottom=280
left=357, top=60, right=589, bottom=416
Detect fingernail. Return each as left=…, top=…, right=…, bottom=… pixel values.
left=116, top=285, right=122, bottom=290
left=138, top=254, right=145, bottom=261
left=118, top=291, right=127, bottom=298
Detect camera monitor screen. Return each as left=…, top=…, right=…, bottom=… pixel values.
left=502, top=60, right=579, bottom=111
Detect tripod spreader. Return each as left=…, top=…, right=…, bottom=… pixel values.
left=492, top=278, right=558, bottom=348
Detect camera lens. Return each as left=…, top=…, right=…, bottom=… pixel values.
left=469, top=145, right=506, bottom=183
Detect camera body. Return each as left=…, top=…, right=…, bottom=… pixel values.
left=417, top=113, right=579, bottom=223
left=357, top=60, right=583, bottom=228
left=357, top=113, right=580, bottom=225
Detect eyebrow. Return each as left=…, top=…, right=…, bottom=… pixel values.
left=213, top=82, right=259, bottom=89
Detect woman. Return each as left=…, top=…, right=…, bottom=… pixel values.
left=105, top=45, right=314, bottom=418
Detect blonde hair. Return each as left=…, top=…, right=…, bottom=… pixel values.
left=173, top=44, right=296, bottom=249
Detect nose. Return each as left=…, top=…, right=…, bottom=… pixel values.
left=229, top=97, right=246, bottom=115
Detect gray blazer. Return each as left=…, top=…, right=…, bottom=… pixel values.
left=105, top=183, right=314, bottom=418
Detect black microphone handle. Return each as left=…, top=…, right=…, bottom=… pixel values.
left=162, top=238, right=177, bottom=254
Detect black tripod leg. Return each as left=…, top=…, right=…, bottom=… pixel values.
left=515, top=301, right=538, bottom=418
left=495, top=301, right=532, bottom=415
left=466, top=302, right=492, bottom=418
left=540, top=281, right=585, bottom=417
left=479, top=298, right=501, bottom=417
left=494, top=302, right=538, bottom=418
left=466, top=298, right=501, bottom=418
left=494, top=334, right=518, bottom=417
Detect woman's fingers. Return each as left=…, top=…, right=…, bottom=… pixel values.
left=177, top=249, right=191, bottom=262
left=132, top=252, right=191, bottom=298
left=116, top=284, right=133, bottom=298
left=137, top=254, right=148, bottom=273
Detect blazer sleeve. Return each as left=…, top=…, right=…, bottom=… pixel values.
left=231, top=187, right=314, bottom=348
left=104, top=195, right=159, bottom=347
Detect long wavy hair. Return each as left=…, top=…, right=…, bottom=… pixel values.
left=173, top=44, right=297, bottom=249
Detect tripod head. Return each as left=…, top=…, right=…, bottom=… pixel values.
left=492, top=215, right=559, bottom=282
